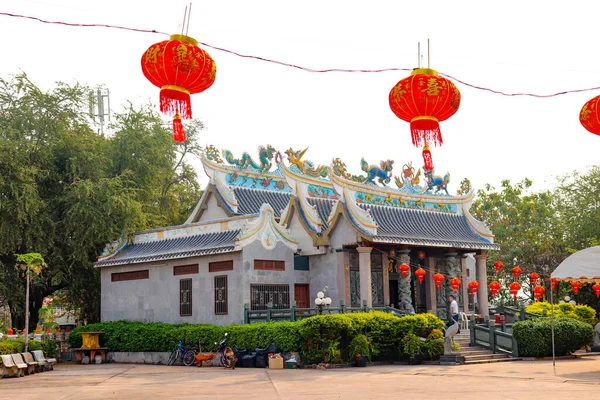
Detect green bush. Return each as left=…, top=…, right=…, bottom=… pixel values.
left=0, top=338, right=57, bottom=357
left=525, top=302, right=598, bottom=326
left=513, top=317, right=594, bottom=357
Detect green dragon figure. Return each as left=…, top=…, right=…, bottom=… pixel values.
left=222, top=145, right=277, bottom=173
left=331, top=158, right=366, bottom=183
left=204, top=144, right=224, bottom=164
left=285, top=147, right=328, bottom=178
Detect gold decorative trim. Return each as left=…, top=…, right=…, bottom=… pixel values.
left=161, top=85, right=191, bottom=94
left=411, top=68, right=438, bottom=76
left=169, top=34, right=199, bottom=46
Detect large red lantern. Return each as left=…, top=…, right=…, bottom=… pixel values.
left=592, top=283, right=600, bottom=298
left=415, top=268, right=426, bottom=284
left=533, top=285, right=545, bottom=301
left=511, top=266, right=522, bottom=280
left=389, top=68, right=461, bottom=148
left=494, top=261, right=504, bottom=274
left=399, top=263, right=410, bottom=278
left=579, top=95, right=600, bottom=136
left=468, top=280, right=479, bottom=298
left=509, top=282, right=521, bottom=300
left=141, top=34, right=217, bottom=142
left=570, top=281, right=582, bottom=294
left=422, top=142, right=434, bottom=171
left=449, top=277, right=461, bottom=294
left=489, top=281, right=501, bottom=297
left=551, top=278, right=560, bottom=291
left=529, top=272, right=540, bottom=287
left=433, top=273, right=445, bottom=290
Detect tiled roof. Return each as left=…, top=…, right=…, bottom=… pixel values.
left=362, top=204, right=499, bottom=250
left=96, top=230, right=241, bottom=267
left=307, top=198, right=337, bottom=231
left=234, top=187, right=291, bottom=217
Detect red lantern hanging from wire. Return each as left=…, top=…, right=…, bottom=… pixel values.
left=141, top=33, right=216, bottom=142
left=533, top=285, right=545, bottom=301
left=592, top=283, right=600, bottom=298
left=449, top=277, right=461, bottom=294
left=422, top=142, right=434, bottom=171
left=489, top=281, right=501, bottom=297
left=551, top=278, right=560, bottom=291
left=511, top=266, right=522, bottom=280
left=529, top=272, right=540, bottom=287
left=579, top=95, right=600, bottom=136
left=468, top=280, right=479, bottom=298
left=509, top=282, right=521, bottom=300
left=389, top=66, right=461, bottom=148
left=433, top=273, right=445, bottom=290
left=494, top=261, right=504, bottom=275
left=415, top=267, right=426, bottom=284
left=570, top=281, right=582, bottom=294
left=399, top=263, right=410, bottom=278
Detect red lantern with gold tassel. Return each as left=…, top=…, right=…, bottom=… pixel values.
left=415, top=268, right=426, bottom=284
left=579, top=95, right=600, bottom=136
left=449, top=277, right=461, bottom=294
left=433, top=273, right=445, bottom=290
left=422, top=142, right=434, bottom=171
left=592, top=283, right=600, bottom=298
left=468, top=280, right=479, bottom=298
left=570, top=281, right=582, bottom=294
left=494, top=261, right=504, bottom=275
left=141, top=34, right=216, bottom=142
left=551, top=278, right=560, bottom=291
left=533, top=285, right=545, bottom=301
left=489, top=281, right=501, bottom=297
left=389, top=68, right=461, bottom=147
left=511, top=266, right=522, bottom=280
left=399, top=263, right=410, bottom=278
left=509, top=282, right=521, bottom=300
left=529, top=272, right=540, bottom=287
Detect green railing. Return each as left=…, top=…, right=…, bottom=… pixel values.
left=488, top=303, right=543, bottom=323
left=470, top=316, right=519, bottom=357
left=244, top=304, right=407, bottom=324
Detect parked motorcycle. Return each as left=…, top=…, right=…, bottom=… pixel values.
left=216, top=332, right=236, bottom=369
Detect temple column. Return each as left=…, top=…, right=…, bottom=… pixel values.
left=338, top=250, right=350, bottom=307
left=357, top=247, right=373, bottom=307
left=445, top=252, right=460, bottom=315
left=475, top=252, right=489, bottom=317
left=425, top=256, right=436, bottom=313
left=461, top=254, right=469, bottom=313
left=382, top=252, right=390, bottom=306
left=398, top=249, right=413, bottom=308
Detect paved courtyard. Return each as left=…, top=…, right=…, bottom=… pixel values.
left=1, top=357, right=600, bottom=399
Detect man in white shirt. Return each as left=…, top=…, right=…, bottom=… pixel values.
left=449, top=295, right=460, bottom=334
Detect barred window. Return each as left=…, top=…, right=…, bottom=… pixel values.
left=180, top=278, right=192, bottom=317
left=214, top=275, right=228, bottom=315
left=111, top=270, right=149, bottom=282
left=254, top=260, right=285, bottom=271
left=173, top=264, right=199, bottom=275
left=250, top=284, right=290, bottom=310
left=209, top=260, right=233, bottom=272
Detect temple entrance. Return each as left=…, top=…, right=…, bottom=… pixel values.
left=389, top=279, right=399, bottom=307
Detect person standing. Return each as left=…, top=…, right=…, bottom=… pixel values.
left=449, top=295, right=460, bottom=334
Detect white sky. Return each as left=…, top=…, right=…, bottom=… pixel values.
left=1, top=0, right=599, bottom=193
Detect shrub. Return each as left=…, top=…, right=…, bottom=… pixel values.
left=0, top=338, right=57, bottom=357
left=348, top=334, right=371, bottom=359
left=513, top=317, right=594, bottom=357
left=525, top=302, right=598, bottom=326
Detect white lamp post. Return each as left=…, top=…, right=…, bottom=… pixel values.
left=315, top=287, right=331, bottom=315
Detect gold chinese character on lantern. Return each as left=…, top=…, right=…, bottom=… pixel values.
left=423, top=78, right=441, bottom=96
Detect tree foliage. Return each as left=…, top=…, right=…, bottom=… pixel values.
left=0, top=74, right=203, bottom=327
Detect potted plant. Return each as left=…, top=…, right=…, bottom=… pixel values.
left=402, top=333, right=422, bottom=365
left=349, top=334, right=371, bottom=367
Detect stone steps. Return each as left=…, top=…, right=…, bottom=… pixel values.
left=452, top=330, right=520, bottom=365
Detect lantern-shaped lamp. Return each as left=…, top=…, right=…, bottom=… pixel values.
left=468, top=280, right=479, bottom=298
left=579, top=95, right=600, bottom=136
left=509, top=282, right=521, bottom=300
left=511, top=266, right=522, bottom=280
left=570, top=281, right=582, bottom=294
left=533, top=285, right=545, bottom=301
left=551, top=278, right=560, bottom=291
left=529, top=272, right=540, bottom=287
left=449, top=277, right=461, bottom=294
left=494, top=261, right=504, bottom=275
left=415, top=267, right=426, bottom=284
left=389, top=68, right=461, bottom=148
left=433, top=273, right=445, bottom=290
left=592, top=283, right=600, bottom=298
left=399, top=263, right=410, bottom=278
left=489, top=281, right=501, bottom=297
left=141, top=34, right=217, bottom=142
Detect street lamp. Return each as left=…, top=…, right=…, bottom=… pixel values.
left=315, top=287, right=332, bottom=315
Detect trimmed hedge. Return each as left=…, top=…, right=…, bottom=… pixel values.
left=69, top=312, right=446, bottom=364
left=513, top=317, right=594, bottom=357
left=0, top=339, right=58, bottom=357
left=525, top=302, right=598, bottom=326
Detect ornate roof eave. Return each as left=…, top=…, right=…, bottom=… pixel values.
left=200, top=153, right=239, bottom=214
left=280, top=162, right=325, bottom=232
left=365, top=236, right=501, bottom=251
left=461, top=202, right=495, bottom=242
left=201, top=152, right=281, bottom=179
left=186, top=183, right=236, bottom=224
left=235, top=203, right=299, bottom=252
left=317, top=201, right=363, bottom=247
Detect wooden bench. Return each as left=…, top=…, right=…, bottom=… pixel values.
left=72, top=348, right=108, bottom=364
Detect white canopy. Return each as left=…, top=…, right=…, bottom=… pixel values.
left=551, top=245, right=600, bottom=283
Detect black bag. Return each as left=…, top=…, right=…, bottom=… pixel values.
left=241, top=353, right=256, bottom=368
left=255, top=347, right=267, bottom=368
left=234, top=347, right=247, bottom=367
left=266, top=343, right=280, bottom=355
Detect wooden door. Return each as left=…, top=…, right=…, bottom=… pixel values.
left=294, top=284, right=309, bottom=309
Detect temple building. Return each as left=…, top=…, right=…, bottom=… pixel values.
left=96, top=145, right=499, bottom=325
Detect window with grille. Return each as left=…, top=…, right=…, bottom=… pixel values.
left=180, top=278, right=192, bottom=317
left=214, top=275, right=228, bottom=315
left=209, top=260, right=233, bottom=272
left=254, top=259, right=285, bottom=271
left=173, top=264, right=199, bottom=275
left=111, top=270, right=149, bottom=282
left=250, top=284, right=290, bottom=310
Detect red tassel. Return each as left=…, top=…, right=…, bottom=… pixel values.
left=173, top=115, right=185, bottom=142
left=160, top=88, right=192, bottom=119
left=410, top=119, right=443, bottom=147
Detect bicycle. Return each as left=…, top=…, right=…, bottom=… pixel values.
left=168, top=339, right=197, bottom=366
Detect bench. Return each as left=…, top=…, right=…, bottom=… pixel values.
left=31, top=350, right=57, bottom=371
left=1, top=354, right=24, bottom=378
left=21, top=352, right=40, bottom=373
left=72, top=348, right=108, bottom=364
left=11, top=353, right=34, bottom=375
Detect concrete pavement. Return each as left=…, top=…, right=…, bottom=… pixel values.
left=1, top=357, right=599, bottom=399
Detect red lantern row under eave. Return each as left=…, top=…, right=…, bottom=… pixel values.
left=511, top=266, right=522, bottom=280
left=389, top=68, right=461, bottom=148
left=580, top=95, right=600, bottom=136
left=415, top=268, right=426, bottom=284
left=489, top=281, right=501, bottom=297
left=570, top=281, right=582, bottom=294
left=509, top=282, right=521, bottom=300
left=533, top=285, right=545, bottom=301
left=449, top=277, right=461, bottom=294
left=433, top=273, right=445, bottom=290
left=399, top=263, right=410, bottom=278
left=592, top=283, right=600, bottom=298
left=141, top=34, right=217, bottom=142
left=529, top=272, right=540, bottom=287
left=494, top=261, right=504, bottom=274
left=468, top=280, right=479, bottom=298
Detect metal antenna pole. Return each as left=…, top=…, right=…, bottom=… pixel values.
left=186, top=2, right=192, bottom=36
left=181, top=6, right=188, bottom=35
left=417, top=42, right=421, bottom=68
left=427, top=39, right=430, bottom=68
